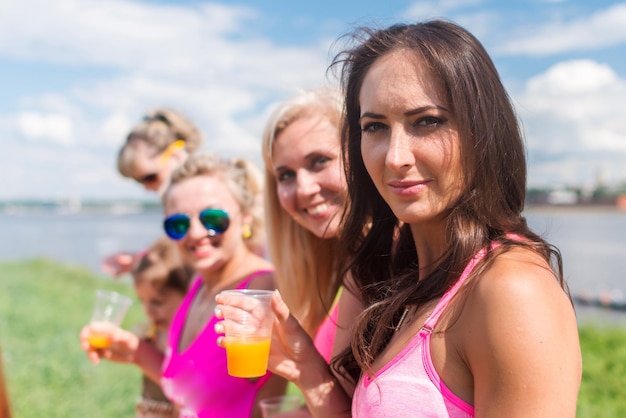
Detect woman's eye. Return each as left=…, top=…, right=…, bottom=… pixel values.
left=312, top=155, right=331, bottom=168
left=361, top=121, right=386, bottom=134
left=277, top=170, right=295, bottom=183
left=417, top=116, right=444, bottom=127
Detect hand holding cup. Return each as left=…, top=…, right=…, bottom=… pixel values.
left=80, top=289, right=133, bottom=364
left=216, top=289, right=275, bottom=378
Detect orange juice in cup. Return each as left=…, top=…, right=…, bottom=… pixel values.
left=87, top=321, right=114, bottom=349
left=219, top=289, right=275, bottom=378
left=87, top=290, right=132, bottom=349
left=88, top=331, right=112, bottom=349
left=225, top=337, right=271, bottom=378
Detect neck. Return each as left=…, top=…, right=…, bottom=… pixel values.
left=410, top=220, right=448, bottom=279
left=197, top=246, right=270, bottom=300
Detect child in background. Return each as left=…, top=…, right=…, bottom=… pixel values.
left=131, top=236, right=194, bottom=418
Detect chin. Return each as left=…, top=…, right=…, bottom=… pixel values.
left=312, top=224, right=339, bottom=239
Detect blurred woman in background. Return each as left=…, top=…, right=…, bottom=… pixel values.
left=102, top=108, right=203, bottom=277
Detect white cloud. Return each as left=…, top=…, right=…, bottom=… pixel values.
left=0, top=136, right=145, bottom=199
left=0, top=0, right=256, bottom=72
left=99, top=111, right=133, bottom=146
left=494, top=3, right=626, bottom=55
left=516, top=59, right=626, bottom=186
left=17, top=112, right=74, bottom=145
left=526, top=60, right=617, bottom=94
left=3, top=0, right=623, bottom=197
left=0, top=0, right=336, bottom=198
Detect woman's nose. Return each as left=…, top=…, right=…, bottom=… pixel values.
left=386, top=129, right=415, bottom=170
left=186, top=215, right=207, bottom=238
left=296, top=170, right=321, bottom=197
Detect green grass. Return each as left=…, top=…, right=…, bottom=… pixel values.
left=0, top=258, right=145, bottom=418
left=578, top=325, right=626, bottom=417
left=1, top=259, right=626, bottom=417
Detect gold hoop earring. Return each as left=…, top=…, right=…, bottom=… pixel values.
left=242, top=224, right=252, bottom=239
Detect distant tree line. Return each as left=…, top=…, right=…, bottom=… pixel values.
left=527, top=181, right=626, bottom=206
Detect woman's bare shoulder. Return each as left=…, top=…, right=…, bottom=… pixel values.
left=470, top=246, right=567, bottom=309
left=458, top=245, right=578, bottom=365
left=456, top=249, right=581, bottom=415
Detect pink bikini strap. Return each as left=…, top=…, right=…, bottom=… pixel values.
left=236, top=269, right=274, bottom=290
left=422, top=242, right=502, bottom=330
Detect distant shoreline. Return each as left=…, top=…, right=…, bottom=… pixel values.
left=525, top=204, right=626, bottom=214
left=2, top=203, right=624, bottom=216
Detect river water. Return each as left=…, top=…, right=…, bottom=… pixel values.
left=1, top=206, right=625, bottom=325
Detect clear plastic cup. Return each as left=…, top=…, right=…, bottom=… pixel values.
left=219, top=289, right=274, bottom=378
left=87, top=289, right=132, bottom=349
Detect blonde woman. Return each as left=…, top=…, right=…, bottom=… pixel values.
left=260, top=88, right=361, bottom=379
left=118, top=108, right=203, bottom=193
left=103, top=108, right=204, bottom=277
left=82, top=153, right=286, bottom=418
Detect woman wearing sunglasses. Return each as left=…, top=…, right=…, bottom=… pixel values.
left=81, top=152, right=287, bottom=418
left=118, top=108, right=203, bottom=193
left=102, top=108, right=204, bottom=278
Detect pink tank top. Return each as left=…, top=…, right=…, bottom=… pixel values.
left=352, top=246, right=496, bottom=417
left=161, top=271, right=273, bottom=418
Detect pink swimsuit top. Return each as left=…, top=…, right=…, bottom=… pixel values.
left=161, top=271, right=273, bottom=418
left=313, top=287, right=342, bottom=363
left=352, top=245, right=498, bottom=418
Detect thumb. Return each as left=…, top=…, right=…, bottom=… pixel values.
left=271, top=290, right=290, bottom=323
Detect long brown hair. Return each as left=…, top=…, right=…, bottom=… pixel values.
left=331, top=20, right=565, bottom=383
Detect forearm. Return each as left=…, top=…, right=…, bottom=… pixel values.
left=133, top=339, right=165, bottom=384
left=294, top=354, right=352, bottom=418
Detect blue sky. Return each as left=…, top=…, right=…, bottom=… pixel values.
left=1, top=0, right=626, bottom=200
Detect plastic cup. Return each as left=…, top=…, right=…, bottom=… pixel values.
left=220, top=289, right=274, bottom=378
left=259, top=395, right=309, bottom=418
left=87, top=289, right=132, bottom=349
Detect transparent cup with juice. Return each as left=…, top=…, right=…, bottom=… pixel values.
left=219, top=289, right=274, bottom=378
left=88, top=289, right=132, bottom=349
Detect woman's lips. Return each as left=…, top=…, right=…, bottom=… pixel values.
left=388, top=179, right=431, bottom=196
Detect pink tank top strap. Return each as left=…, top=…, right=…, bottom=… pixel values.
left=423, top=241, right=502, bottom=329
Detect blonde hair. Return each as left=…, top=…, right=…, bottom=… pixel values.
left=165, top=152, right=266, bottom=255
left=132, top=236, right=195, bottom=294
left=261, top=88, right=344, bottom=336
left=118, top=108, right=203, bottom=178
